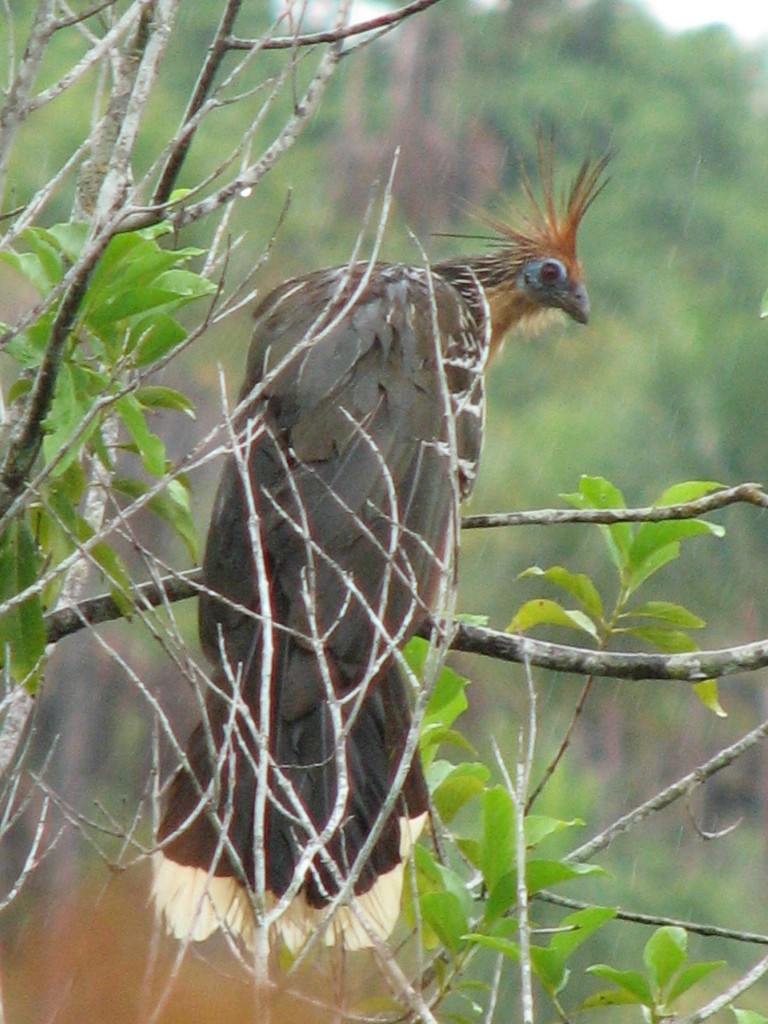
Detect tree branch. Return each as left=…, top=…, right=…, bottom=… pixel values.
left=0, top=258, right=97, bottom=519
left=566, top=714, right=768, bottom=864
left=42, top=565, right=768, bottom=683
left=537, top=891, right=768, bottom=947
left=447, top=623, right=768, bottom=681
left=151, top=0, right=245, bottom=207
left=680, top=953, right=768, bottom=1024
left=226, top=0, right=445, bottom=51
left=462, top=482, right=768, bottom=529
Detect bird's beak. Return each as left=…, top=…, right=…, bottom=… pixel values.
left=561, top=281, right=590, bottom=325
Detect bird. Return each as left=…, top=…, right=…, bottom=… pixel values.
left=151, top=142, right=610, bottom=953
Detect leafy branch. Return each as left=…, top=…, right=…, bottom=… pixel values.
left=39, top=476, right=768, bottom=686
left=37, top=569, right=768, bottom=683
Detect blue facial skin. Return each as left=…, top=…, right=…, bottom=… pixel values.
left=517, top=257, right=590, bottom=324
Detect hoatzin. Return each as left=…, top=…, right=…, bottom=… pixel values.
left=152, top=148, right=609, bottom=952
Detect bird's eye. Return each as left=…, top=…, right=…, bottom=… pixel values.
left=540, top=259, right=565, bottom=284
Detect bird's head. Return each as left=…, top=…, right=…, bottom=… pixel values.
left=514, top=255, right=591, bottom=325
left=478, top=140, right=612, bottom=349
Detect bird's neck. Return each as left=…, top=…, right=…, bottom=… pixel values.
left=435, top=251, right=539, bottom=357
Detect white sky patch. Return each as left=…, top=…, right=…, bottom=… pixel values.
left=636, top=0, right=768, bottom=42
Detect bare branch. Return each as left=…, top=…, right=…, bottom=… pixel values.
left=462, top=482, right=768, bottom=529
left=567, top=714, right=768, bottom=864
left=680, top=953, right=768, bottom=1024
left=227, top=0, right=446, bottom=51
left=25, top=2, right=153, bottom=122
left=169, top=38, right=344, bottom=230
left=0, top=0, right=56, bottom=192
left=39, top=569, right=768, bottom=683
left=448, top=622, right=768, bottom=682
left=537, top=891, right=768, bottom=947
left=151, top=0, right=246, bottom=206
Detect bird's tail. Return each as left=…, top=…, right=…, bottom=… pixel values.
left=151, top=657, right=428, bottom=952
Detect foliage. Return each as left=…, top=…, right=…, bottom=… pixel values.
left=513, top=475, right=726, bottom=714
left=0, top=221, right=212, bottom=687
left=391, top=473, right=732, bottom=1020
left=585, top=926, right=724, bottom=1020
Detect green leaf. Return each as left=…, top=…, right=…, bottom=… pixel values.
left=155, top=267, right=217, bottom=300
left=628, top=520, right=723, bottom=592
left=413, top=845, right=473, bottom=913
left=455, top=836, right=480, bottom=867
left=21, top=227, right=65, bottom=289
left=655, top=480, right=723, bottom=506
left=464, top=933, right=519, bottom=959
left=0, top=248, right=52, bottom=296
left=733, top=1010, right=768, bottom=1024
left=586, top=965, right=653, bottom=1004
left=644, top=926, right=687, bottom=995
left=631, top=519, right=724, bottom=563
left=419, top=891, right=469, bottom=954
left=41, top=362, right=101, bottom=473
left=46, top=221, right=88, bottom=261
left=666, top=959, right=725, bottom=1004
left=548, top=907, right=616, bottom=959
left=519, top=565, right=603, bottom=620
left=524, top=814, right=584, bottom=848
left=692, top=679, right=727, bottom=717
left=430, top=762, right=490, bottom=823
left=420, top=651, right=469, bottom=731
left=113, top=476, right=198, bottom=560
left=454, top=612, right=490, bottom=626
left=624, top=625, right=698, bottom=653
left=421, top=655, right=468, bottom=761
left=480, top=786, right=514, bottom=892
left=0, top=520, right=46, bottom=689
left=484, top=872, right=518, bottom=924
left=507, top=599, right=598, bottom=640
left=581, top=988, right=645, bottom=1009
left=420, top=724, right=475, bottom=758
left=530, top=945, right=569, bottom=996
left=135, top=385, right=195, bottom=417
left=574, top=475, right=627, bottom=510
left=90, top=285, right=191, bottom=327
left=84, top=232, right=213, bottom=333
left=562, top=476, right=633, bottom=574
left=623, top=601, right=705, bottom=628
left=485, top=862, right=602, bottom=923
left=89, top=541, right=133, bottom=616
left=5, top=325, right=49, bottom=369
left=133, top=313, right=188, bottom=366
left=85, top=234, right=178, bottom=299
left=526, top=859, right=602, bottom=895
left=625, top=542, right=682, bottom=594
left=115, top=394, right=166, bottom=476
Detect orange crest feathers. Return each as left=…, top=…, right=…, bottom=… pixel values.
left=490, top=138, right=612, bottom=266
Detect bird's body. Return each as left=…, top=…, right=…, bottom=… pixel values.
left=152, top=147, right=609, bottom=952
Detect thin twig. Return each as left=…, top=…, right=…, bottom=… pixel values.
left=679, top=953, right=768, bottom=1024
left=227, top=0, right=445, bottom=50
left=526, top=674, right=593, bottom=811
left=536, top=891, right=768, bottom=947
left=566, top=714, right=768, bottom=864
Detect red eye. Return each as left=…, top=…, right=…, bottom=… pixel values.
left=540, top=259, right=565, bottom=284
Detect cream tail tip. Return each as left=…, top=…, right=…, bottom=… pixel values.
left=151, top=811, right=428, bottom=952
left=151, top=854, right=254, bottom=945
